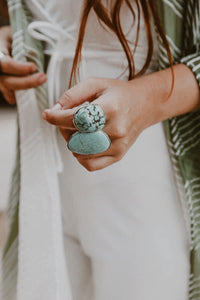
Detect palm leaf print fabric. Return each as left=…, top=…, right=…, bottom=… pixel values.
left=157, top=1, right=200, bottom=299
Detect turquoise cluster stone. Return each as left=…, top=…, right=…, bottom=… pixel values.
left=68, top=104, right=111, bottom=155
left=74, top=104, right=106, bottom=132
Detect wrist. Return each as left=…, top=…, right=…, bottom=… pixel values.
left=129, top=64, right=200, bottom=129
left=141, top=69, right=173, bottom=126
left=127, top=74, right=165, bottom=130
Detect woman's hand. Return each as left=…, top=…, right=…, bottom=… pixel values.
left=42, top=63, right=200, bottom=171
left=43, top=64, right=200, bottom=171
left=0, top=26, right=47, bottom=104
left=42, top=76, right=158, bottom=171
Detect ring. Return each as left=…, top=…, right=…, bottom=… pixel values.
left=73, top=104, right=106, bottom=133
left=67, top=131, right=111, bottom=155
left=68, top=104, right=111, bottom=155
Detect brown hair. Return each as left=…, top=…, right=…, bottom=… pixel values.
left=0, top=0, right=9, bottom=18
left=69, top=0, right=174, bottom=91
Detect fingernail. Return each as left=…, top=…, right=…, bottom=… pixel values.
left=31, top=64, right=38, bottom=72
left=38, top=74, right=47, bottom=84
left=45, top=103, right=62, bottom=112
left=42, top=111, right=47, bottom=120
left=52, top=103, right=62, bottom=111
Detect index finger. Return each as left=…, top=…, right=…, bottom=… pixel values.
left=43, top=94, right=111, bottom=128
left=1, top=56, right=38, bottom=75
left=57, top=77, right=107, bottom=109
left=42, top=107, right=76, bottom=128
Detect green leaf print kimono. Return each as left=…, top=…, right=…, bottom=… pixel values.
left=1, top=0, right=200, bottom=299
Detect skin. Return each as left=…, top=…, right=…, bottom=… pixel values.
left=0, top=26, right=47, bottom=104
left=1, top=27, right=199, bottom=172
left=42, top=64, right=200, bottom=171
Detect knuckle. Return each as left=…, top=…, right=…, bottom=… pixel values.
left=116, top=143, right=126, bottom=154
left=6, top=98, right=15, bottom=105
left=114, top=125, right=127, bottom=139
left=110, top=103, right=120, bottom=117
left=1, top=58, right=10, bottom=72
left=115, top=153, right=123, bottom=162
left=2, top=78, right=9, bottom=89
left=46, top=113, right=56, bottom=123
left=27, top=78, right=38, bottom=88
left=85, top=161, right=96, bottom=172
left=3, top=92, right=16, bottom=104
left=60, top=91, right=74, bottom=106
left=84, top=76, right=103, bottom=90
left=86, top=76, right=97, bottom=85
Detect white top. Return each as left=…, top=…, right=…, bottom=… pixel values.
left=19, top=2, right=181, bottom=300
left=26, top=0, right=159, bottom=108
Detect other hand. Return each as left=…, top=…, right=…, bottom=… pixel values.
left=0, top=26, right=47, bottom=104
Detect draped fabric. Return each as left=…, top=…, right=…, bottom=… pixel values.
left=1, top=1, right=72, bottom=299
left=1, top=0, right=200, bottom=299
left=157, top=1, right=200, bottom=299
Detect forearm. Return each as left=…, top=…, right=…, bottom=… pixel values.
left=129, top=64, right=200, bottom=127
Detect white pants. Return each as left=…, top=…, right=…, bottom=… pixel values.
left=58, top=122, right=190, bottom=300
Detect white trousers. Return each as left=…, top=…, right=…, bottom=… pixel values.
left=57, top=122, right=190, bottom=300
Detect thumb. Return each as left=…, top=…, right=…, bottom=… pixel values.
left=55, top=77, right=107, bottom=110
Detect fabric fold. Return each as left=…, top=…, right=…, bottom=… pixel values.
left=2, top=1, right=72, bottom=299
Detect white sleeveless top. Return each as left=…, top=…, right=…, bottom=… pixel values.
left=14, top=3, right=184, bottom=300
left=25, top=0, right=159, bottom=107
left=24, top=0, right=178, bottom=207
left=21, top=2, right=182, bottom=300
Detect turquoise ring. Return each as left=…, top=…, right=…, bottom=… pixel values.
left=73, top=104, right=106, bottom=133
left=68, top=104, right=111, bottom=155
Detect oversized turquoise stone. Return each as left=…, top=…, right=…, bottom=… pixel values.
left=74, top=104, right=106, bottom=133
left=68, top=131, right=111, bottom=155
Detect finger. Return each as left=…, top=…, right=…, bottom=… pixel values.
left=75, top=155, right=117, bottom=172
left=42, top=107, right=76, bottom=128
left=43, top=98, right=127, bottom=140
left=42, top=101, right=117, bottom=134
left=91, top=95, right=133, bottom=139
left=43, top=94, right=110, bottom=128
left=56, top=77, right=108, bottom=109
left=0, top=56, right=38, bottom=75
left=58, top=127, right=76, bottom=142
left=1, top=72, right=47, bottom=90
left=3, top=90, right=16, bottom=104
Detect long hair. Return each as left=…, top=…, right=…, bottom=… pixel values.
left=0, top=0, right=9, bottom=18
left=69, top=0, right=174, bottom=91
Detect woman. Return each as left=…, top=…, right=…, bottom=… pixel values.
left=1, top=0, right=200, bottom=300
